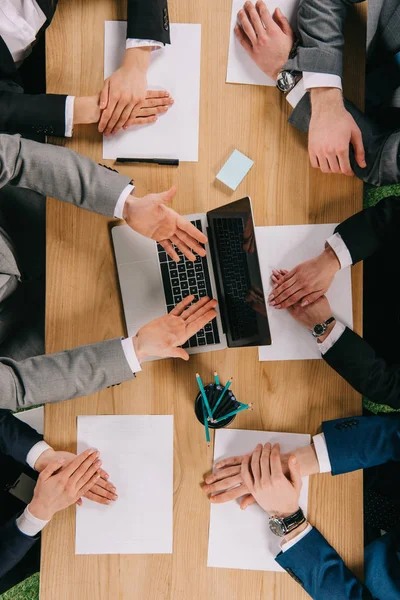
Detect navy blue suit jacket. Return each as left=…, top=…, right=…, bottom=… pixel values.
left=0, top=410, right=43, bottom=579
left=275, top=415, right=400, bottom=599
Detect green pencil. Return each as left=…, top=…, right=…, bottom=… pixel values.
left=202, top=399, right=210, bottom=443
left=196, top=373, right=213, bottom=421
left=211, top=379, right=232, bottom=416
left=214, top=371, right=220, bottom=386
left=213, top=404, right=251, bottom=423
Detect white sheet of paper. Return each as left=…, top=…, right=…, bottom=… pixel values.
left=208, top=428, right=310, bottom=572
left=226, top=0, right=298, bottom=86
left=256, top=224, right=353, bottom=361
left=14, top=407, right=44, bottom=434
left=103, top=22, right=201, bottom=161
left=76, top=415, right=173, bottom=555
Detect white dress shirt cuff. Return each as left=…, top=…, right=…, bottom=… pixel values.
left=326, top=233, right=353, bottom=269
left=16, top=505, right=50, bottom=537
left=280, top=523, right=313, bottom=552
left=114, top=184, right=135, bottom=219
left=303, top=72, right=343, bottom=92
left=317, top=321, right=346, bottom=355
left=312, top=433, right=332, bottom=473
left=126, top=39, right=164, bottom=51
left=65, top=96, right=75, bottom=137
left=121, top=338, right=142, bottom=373
left=26, top=441, right=52, bottom=470
left=286, top=77, right=306, bottom=109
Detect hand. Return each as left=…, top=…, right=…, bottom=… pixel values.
left=241, top=443, right=301, bottom=517
left=28, top=449, right=103, bottom=521
left=133, top=295, right=218, bottom=361
left=99, top=47, right=150, bottom=136
left=309, top=88, right=367, bottom=176
left=268, top=245, right=340, bottom=309
left=235, top=1, right=294, bottom=81
left=288, top=295, right=335, bottom=341
left=34, top=449, right=118, bottom=505
left=123, top=186, right=208, bottom=262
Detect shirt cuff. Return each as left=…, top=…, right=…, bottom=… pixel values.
left=126, top=39, right=164, bottom=51
left=26, top=441, right=52, bottom=470
left=312, top=433, right=332, bottom=473
left=303, top=72, right=343, bottom=92
left=114, top=184, right=135, bottom=219
left=286, top=77, right=306, bottom=109
left=280, top=523, right=313, bottom=552
left=16, top=505, right=50, bottom=537
left=317, top=321, right=346, bottom=355
left=65, top=96, right=75, bottom=137
left=121, top=338, right=142, bottom=373
left=326, top=233, right=353, bottom=269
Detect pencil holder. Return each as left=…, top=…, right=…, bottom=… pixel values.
left=194, top=383, right=239, bottom=429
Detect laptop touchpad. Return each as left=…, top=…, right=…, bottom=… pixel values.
left=117, top=258, right=166, bottom=337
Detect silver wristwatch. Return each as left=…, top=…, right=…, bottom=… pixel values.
left=276, top=70, right=302, bottom=93
left=269, top=508, right=306, bottom=537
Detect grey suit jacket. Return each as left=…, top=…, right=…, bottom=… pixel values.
left=0, top=134, right=135, bottom=411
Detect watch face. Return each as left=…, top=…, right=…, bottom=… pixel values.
left=313, top=323, right=325, bottom=336
left=277, top=71, right=295, bottom=93
left=269, top=518, right=285, bottom=537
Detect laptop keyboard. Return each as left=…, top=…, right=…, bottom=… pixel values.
left=157, top=220, right=220, bottom=349
left=213, top=217, right=258, bottom=341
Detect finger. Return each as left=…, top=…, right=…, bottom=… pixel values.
left=271, top=7, right=293, bottom=37
left=113, top=104, right=135, bottom=134
left=210, top=484, right=249, bottom=504
left=326, top=153, right=341, bottom=174
left=241, top=454, right=255, bottom=492
left=203, top=474, right=243, bottom=495
left=124, top=115, right=158, bottom=129
left=79, top=471, right=102, bottom=498
left=60, top=449, right=98, bottom=479
left=337, top=149, right=354, bottom=177
left=179, top=296, right=210, bottom=319
left=104, top=99, right=128, bottom=136
left=145, top=90, right=171, bottom=100
left=76, top=498, right=83, bottom=506
left=300, top=290, right=325, bottom=307
left=260, top=442, right=272, bottom=485
left=99, top=80, right=109, bottom=111
left=278, top=289, right=311, bottom=310
left=256, top=0, right=275, bottom=31
left=317, top=154, right=331, bottom=174
left=98, top=93, right=118, bottom=133
left=270, top=444, right=283, bottom=479
left=186, top=308, right=218, bottom=338
left=215, top=454, right=249, bottom=470
left=240, top=494, right=257, bottom=510
left=75, top=458, right=102, bottom=490
left=204, top=465, right=241, bottom=485
left=234, top=24, right=253, bottom=56
left=84, top=490, right=114, bottom=505
left=170, top=235, right=196, bottom=262
left=351, top=126, right=366, bottom=168
left=142, top=94, right=172, bottom=109
left=159, top=239, right=179, bottom=262
left=269, top=271, right=296, bottom=296
left=246, top=1, right=266, bottom=38
left=238, top=8, right=257, bottom=46
left=86, top=483, right=118, bottom=501
left=251, top=444, right=262, bottom=485
left=309, top=151, right=320, bottom=170
left=167, top=347, right=190, bottom=361
left=137, top=105, right=170, bottom=117
left=157, top=185, right=177, bottom=206
left=170, top=295, right=195, bottom=316
left=288, top=455, right=302, bottom=492
left=41, top=458, right=65, bottom=480
left=175, top=229, right=206, bottom=258
left=177, top=217, right=208, bottom=246
left=184, top=298, right=217, bottom=323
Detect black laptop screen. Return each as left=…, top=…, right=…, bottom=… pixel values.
left=207, top=197, right=271, bottom=348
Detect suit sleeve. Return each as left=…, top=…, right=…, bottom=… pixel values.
left=0, top=134, right=132, bottom=217
left=0, top=518, right=39, bottom=579
left=0, top=89, right=67, bottom=138
left=127, top=0, right=171, bottom=44
left=323, top=327, right=400, bottom=410
left=321, top=414, right=400, bottom=475
left=275, top=528, right=374, bottom=599
left=0, top=338, right=134, bottom=412
left=0, top=410, right=42, bottom=464
left=284, top=0, right=362, bottom=77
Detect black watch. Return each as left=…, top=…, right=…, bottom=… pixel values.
left=312, top=317, right=335, bottom=338
left=269, top=508, right=306, bottom=537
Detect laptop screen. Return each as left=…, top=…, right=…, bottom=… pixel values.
left=207, top=197, right=271, bottom=348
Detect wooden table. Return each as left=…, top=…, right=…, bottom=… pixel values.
left=43, top=1, right=366, bottom=598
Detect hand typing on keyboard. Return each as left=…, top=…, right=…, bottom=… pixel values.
left=123, top=186, right=208, bottom=262
left=132, top=295, right=218, bottom=361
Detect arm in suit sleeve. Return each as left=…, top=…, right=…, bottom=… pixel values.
left=284, top=0, right=362, bottom=77
left=0, top=518, right=39, bottom=579
left=127, top=0, right=171, bottom=45
left=0, top=409, right=42, bottom=463
left=0, top=134, right=132, bottom=217
left=0, top=338, right=134, bottom=412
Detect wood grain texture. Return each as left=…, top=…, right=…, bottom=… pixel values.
left=43, top=1, right=367, bottom=598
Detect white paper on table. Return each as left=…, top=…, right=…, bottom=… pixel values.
left=76, top=415, right=173, bottom=555
left=14, top=407, right=44, bottom=434
left=208, top=428, right=310, bottom=572
left=103, top=22, right=201, bottom=161
left=226, top=0, right=298, bottom=86
left=256, top=224, right=353, bottom=361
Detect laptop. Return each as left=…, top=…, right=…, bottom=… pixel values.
left=111, top=196, right=271, bottom=356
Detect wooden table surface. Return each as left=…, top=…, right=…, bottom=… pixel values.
left=43, top=1, right=367, bottom=598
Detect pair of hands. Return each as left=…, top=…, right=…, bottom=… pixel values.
left=74, top=48, right=174, bottom=135
left=234, top=1, right=366, bottom=177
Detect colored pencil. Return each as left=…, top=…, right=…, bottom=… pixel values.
left=196, top=373, right=213, bottom=420
left=214, top=371, right=220, bottom=386
left=213, top=404, right=250, bottom=423
left=211, top=379, right=232, bottom=416
left=202, top=399, right=210, bottom=443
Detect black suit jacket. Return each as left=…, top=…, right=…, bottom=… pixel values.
left=0, top=0, right=170, bottom=138
left=323, top=196, right=400, bottom=409
left=0, top=410, right=43, bottom=579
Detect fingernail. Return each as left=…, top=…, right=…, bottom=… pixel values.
left=292, top=456, right=297, bottom=464
left=301, top=301, right=308, bottom=307
left=58, top=458, right=65, bottom=464
left=275, top=304, right=281, bottom=309
left=106, top=500, right=112, bottom=505
left=89, top=448, right=97, bottom=454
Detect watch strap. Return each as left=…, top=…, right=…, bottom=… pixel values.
left=281, top=508, right=305, bottom=533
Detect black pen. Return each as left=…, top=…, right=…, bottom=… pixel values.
left=116, top=158, right=179, bottom=166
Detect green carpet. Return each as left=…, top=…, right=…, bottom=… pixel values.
left=0, top=574, right=39, bottom=600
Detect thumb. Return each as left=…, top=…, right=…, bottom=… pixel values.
left=350, top=126, right=366, bottom=168
left=288, top=456, right=302, bottom=492
left=273, top=8, right=293, bottom=37
left=99, top=80, right=109, bottom=110
left=157, top=185, right=177, bottom=206
left=168, top=347, right=190, bottom=361
left=41, top=458, right=65, bottom=480
left=240, top=494, right=257, bottom=510
left=300, top=291, right=324, bottom=307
